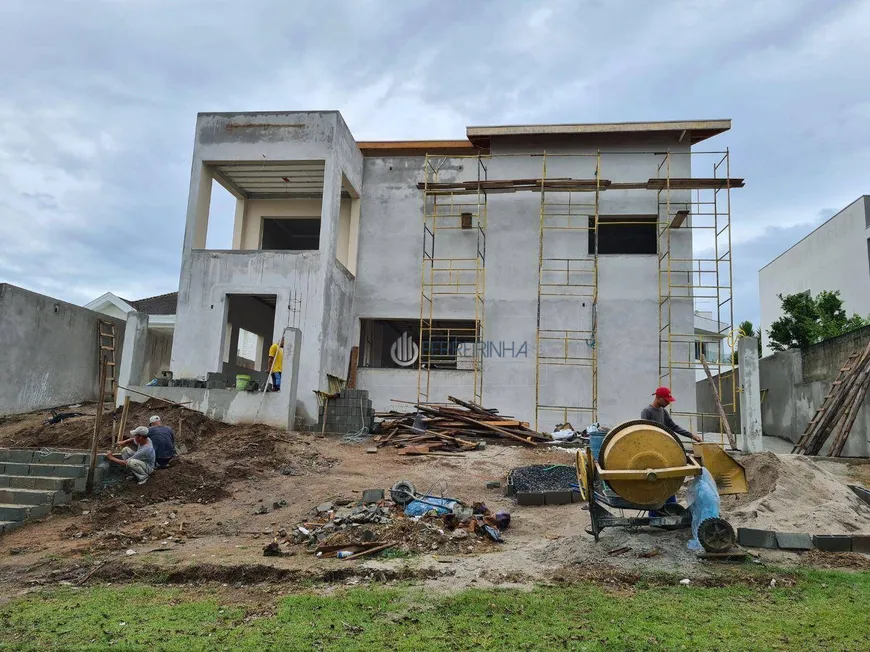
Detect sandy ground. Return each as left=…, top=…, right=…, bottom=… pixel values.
left=1, top=405, right=870, bottom=600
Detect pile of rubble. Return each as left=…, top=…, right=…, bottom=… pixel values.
left=267, top=484, right=510, bottom=559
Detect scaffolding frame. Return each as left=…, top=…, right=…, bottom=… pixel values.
left=657, top=149, right=737, bottom=439
left=418, top=154, right=487, bottom=404
left=535, top=152, right=601, bottom=429
left=414, top=149, right=739, bottom=437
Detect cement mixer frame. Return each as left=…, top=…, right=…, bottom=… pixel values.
left=576, top=446, right=700, bottom=539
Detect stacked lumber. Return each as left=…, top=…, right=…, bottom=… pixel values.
left=373, top=396, right=551, bottom=453
left=793, top=339, right=870, bottom=456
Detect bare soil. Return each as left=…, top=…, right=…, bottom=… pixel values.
left=1, top=405, right=869, bottom=596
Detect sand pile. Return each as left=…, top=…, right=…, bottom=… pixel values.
left=723, top=452, right=870, bottom=534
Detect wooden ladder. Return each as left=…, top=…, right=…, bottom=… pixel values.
left=98, top=320, right=118, bottom=406
left=792, top=351, right=860, bottom=453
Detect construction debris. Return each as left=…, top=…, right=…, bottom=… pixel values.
left=793, top=339, right=870, bottom=456
left=373, top=396, right=550, bottom=452
left=288, top=485, right=510, bottom=558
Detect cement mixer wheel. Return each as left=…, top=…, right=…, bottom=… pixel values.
left=596, top=419, right=686, bottom=467
left=697, top=517, right=736, bottom=553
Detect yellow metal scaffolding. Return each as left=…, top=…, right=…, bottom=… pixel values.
left=535, top=152, right=600, bottom=430
left=414, top=148, right=740, bottom=436
left=657, top=150, right=737, bottom=438
left=418, top=154, right=487, bottom=404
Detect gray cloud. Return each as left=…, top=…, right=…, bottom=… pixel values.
left=0, top=0, right=868, bottom=314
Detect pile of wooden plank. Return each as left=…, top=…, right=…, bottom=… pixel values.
left=793, top=339, right=870, bottom=456
left=373, top=396, right=551, bottom=454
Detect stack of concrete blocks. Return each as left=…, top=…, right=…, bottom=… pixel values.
left=317, top=389, right=374, bottom=434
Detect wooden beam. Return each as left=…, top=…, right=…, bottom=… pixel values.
left=670, top=209, right=690, bottom=229
left=700, top=355, right=737, bottom=449
left=86, top=357, right=108, bottom=494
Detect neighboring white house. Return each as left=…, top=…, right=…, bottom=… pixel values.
left=86, top=291, right=259, bottom=366
left=85, top=291, right=177, bottom=332
left=759, top=196, right=870, bottom=354
left=693, top=310, right=728, bottom=379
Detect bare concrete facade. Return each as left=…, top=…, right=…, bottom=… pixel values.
left=157, top=112, right=734, bottom=431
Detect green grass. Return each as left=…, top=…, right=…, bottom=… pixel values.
left=1, top=569, right=868, bottom=651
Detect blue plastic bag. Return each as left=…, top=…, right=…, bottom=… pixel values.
left=686, top=467, right=721, bottom=551
left=404, top=496, right=458, bottom=517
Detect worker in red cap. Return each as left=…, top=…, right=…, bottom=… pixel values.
left=641, top=387, right=703, bottom=443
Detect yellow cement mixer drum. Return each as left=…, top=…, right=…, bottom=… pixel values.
left=599, top=422, right=687, bottom=506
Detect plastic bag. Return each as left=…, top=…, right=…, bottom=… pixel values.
left=686, top=467, right=721, bottom=551
left=404, top=496, right=458, bottom=517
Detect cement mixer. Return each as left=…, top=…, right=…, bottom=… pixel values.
left=575, top=419, right=736, bottom=553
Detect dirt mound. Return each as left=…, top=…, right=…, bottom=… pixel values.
left=722, top=453, right=870, bottom=534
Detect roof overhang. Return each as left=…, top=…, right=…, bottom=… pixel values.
left=357, top=140, right=483, bottom=157
left=85, top=292, right=134, bottom=314
left=466, top=119, right=731, bottom=148
left=208, top=160, right=327, bottom=199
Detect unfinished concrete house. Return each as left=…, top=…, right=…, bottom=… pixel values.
left=125, top=111, right=741, bottom=432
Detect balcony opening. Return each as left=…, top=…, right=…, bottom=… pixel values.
left=222, top=294, right=277, bottom=377
left=261, top=217, right=321, bottom=251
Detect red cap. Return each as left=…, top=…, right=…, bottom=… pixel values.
left=654, top=386, right=676, bottom=403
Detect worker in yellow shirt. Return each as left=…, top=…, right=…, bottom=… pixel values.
left=267, top=336, right=284, bottom=391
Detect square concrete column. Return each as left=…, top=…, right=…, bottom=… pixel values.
left=116, top=311, right=149, bottom=408
left=283, top=327, right=302, bottom=429
left=738, top=336, right=763, bottom=452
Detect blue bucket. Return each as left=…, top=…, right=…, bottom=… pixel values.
left=588, top=431, right=606, bottom=462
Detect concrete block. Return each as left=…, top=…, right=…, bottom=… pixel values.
left=22, top=463, right=86, bottom=479
left=544, top=490, right=573, bottom=506
left=775, top=532, right=814, bottom=550
left=361, top=489, right=385, bottom=504
left=516, top=491, right=545, bottom=506
left=813, top=535, right=852, bottom=552
left=0, top=520, right=25, bottom=534
left=0, top=489, right=54, bottom=506
left=31, top=452, right=88, bottom=465
left=571, top=490, right=585, bottom=504
left=848, top=485, right=870, bottom=507
left=3, top=450, right=35, bottom=464
left=14, top=476, right=76, bottom=493
left=0, top=505, right=29, bottom=521
left=851, top=535, right=870, bottom=554
left=737, top=528, right=778, bottom=549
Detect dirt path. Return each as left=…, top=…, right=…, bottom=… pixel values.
left=2, top=407, right=869, bottom=594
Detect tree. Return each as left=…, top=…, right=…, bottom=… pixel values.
left=732, top=320, right=762, bottom=364
left=767, top=290, right=870, bottom=352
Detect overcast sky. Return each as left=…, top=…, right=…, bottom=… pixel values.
left=1, top=0, right=868, bottom=328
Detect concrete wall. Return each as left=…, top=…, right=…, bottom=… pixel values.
left=696, top=326, right=870, bottom=456
left=171, top=250, right=322, bottom=420
left=760, top=196, right=870, bottom=354
left=353, top=133, right=695, bottom=430
left=358, top=368, right=474, bottom=413
left=125, top=384, right=292, bottom=429
left=0, top=284, right=126, bottom=416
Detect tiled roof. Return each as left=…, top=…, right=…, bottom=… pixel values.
left=126, top=292, right=177, bottom=315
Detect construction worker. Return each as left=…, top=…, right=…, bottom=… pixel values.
left=267, top=336, right=284, bottom=391
left=105, top=427, right=155, bottom=485
left=147, top=415, right=177, bottom=469
left=641, top=387, right=703, bottom=443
